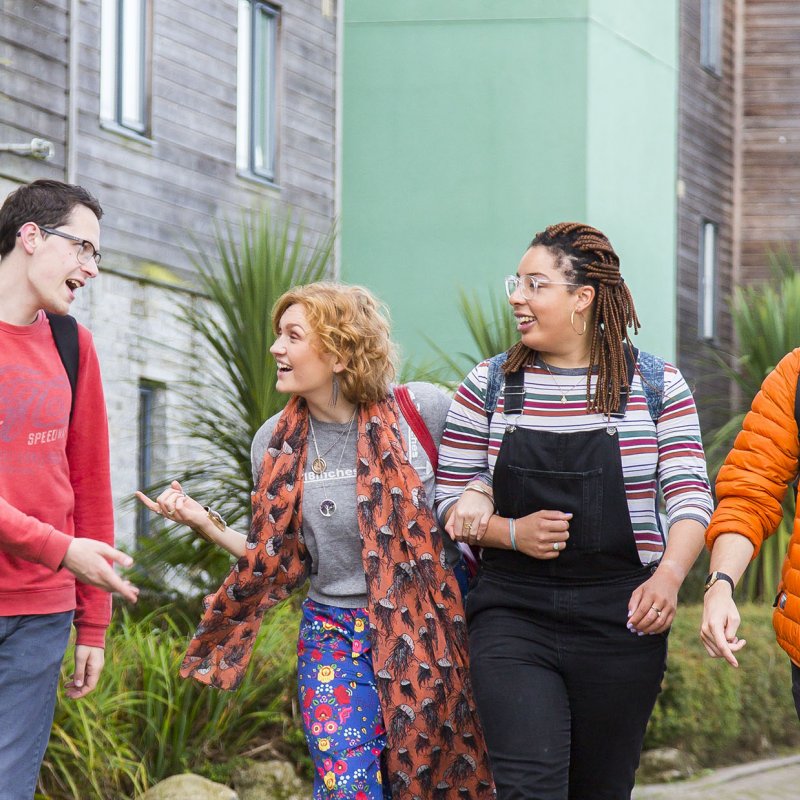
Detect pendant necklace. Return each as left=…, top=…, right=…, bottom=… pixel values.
left=308, top=407, right=356, bottom=474
left=308, top=410, right=356, bottom=517
left=540, top=358, right=588, bottom=404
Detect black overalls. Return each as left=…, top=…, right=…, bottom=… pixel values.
left=467, top=366, right=667, bottom=800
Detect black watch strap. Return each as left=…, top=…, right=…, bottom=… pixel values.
left=704, top=571, right=735, bottom=594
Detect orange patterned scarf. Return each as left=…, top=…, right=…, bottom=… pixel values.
left=181, top=394, right=494, bottom=799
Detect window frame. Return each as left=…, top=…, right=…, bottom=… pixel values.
left=698, top=220, right=719, bottom=342
left=135, top=380, right=165, bottom=542
left=700, top=0, right=722, bottom=76
left=100, top=0, right=153, bottom=138
left=237, top=0, right=281, bottom=184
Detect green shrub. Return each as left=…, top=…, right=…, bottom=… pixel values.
left=644, top=602, right=800, bottom=767
left=38, top=603, right=303, bottom=799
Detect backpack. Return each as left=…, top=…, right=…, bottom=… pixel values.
left=483, top=346, right=666, bottom=424
left=393, top=384, right=481, bottom=579
left=45, top=312, right=79, bottom=420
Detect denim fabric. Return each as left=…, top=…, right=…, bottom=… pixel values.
left=0, top=611, right=73, bottom=800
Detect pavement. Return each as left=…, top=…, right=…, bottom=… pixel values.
left=632, top=754, right=800, bottom=799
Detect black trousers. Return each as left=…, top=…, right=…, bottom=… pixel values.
left=792, top=661, right=800, bottom=722
left=467, top=569, right=667, bottom=800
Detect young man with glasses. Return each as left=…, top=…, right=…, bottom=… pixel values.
left=0, top=179, right=138, bottom=798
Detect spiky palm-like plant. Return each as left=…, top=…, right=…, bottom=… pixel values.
left=705, top=250, right=800, bottom=601
left=420, top=286, right=517, bottom=385
left=133, top=211, right=332, bottom=601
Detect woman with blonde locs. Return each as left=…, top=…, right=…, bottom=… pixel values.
left=137, top=283, right=494, bottom=800
left=435, top=223, right=713, bottom=799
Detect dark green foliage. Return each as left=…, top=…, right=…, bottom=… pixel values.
left=420, top=287, right=517, bottom=385
left=39, top=605, right=302, bottom=799
left=644, top=603, right=800, bottom=768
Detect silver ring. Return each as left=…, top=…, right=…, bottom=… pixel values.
left=553, top=542, right=560, bottom=551
left=651, top=605, right=662, bottom=614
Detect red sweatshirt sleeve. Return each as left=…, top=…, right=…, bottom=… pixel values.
left=67, top=326, right=114, bottom=647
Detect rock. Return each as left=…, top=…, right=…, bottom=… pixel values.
left=137, top=774, right=238, bottom=800
left=233, top=760, right=312, bottom=800
left=638, top=747, right=699, bottom=784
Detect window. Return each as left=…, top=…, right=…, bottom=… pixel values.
left=237, top=1, right=280, bottom=182
left=100, top=0, right=152, bottom=135
left=136, top=381, right=165, bottom=541
left=700, top=0, right=722, bottom=75
left=699, top=221, right=718, bottom=341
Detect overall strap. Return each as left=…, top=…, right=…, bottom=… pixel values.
left=502, top=368, right=526, bottom=416
left=45, top=312, right=79, bottom=420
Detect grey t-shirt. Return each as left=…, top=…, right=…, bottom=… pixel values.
left=250, top=382, right=456, bottom=608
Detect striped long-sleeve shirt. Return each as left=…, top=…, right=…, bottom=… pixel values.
left=434, top=358, right=713, bottom=564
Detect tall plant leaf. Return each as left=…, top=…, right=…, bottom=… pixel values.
left=132, top=210, right=333, bottom=602
left=421, top=287, right=517, bottom=385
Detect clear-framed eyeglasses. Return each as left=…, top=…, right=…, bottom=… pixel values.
left=39, top=226, right=102, bottom=267
left=504, top=274, right=581, bottom=300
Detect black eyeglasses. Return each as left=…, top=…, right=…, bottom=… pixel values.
left=38, top=226, right=102, bottom=267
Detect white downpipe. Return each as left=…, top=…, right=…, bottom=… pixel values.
left=66, top=0, right=80, bottom=182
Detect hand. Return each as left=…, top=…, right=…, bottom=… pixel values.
left=445, top=487, right=494, bottom=544
left=513, top=510, right=571, bottom=558
left=700, top=584, right=746, bottom=667
left=135, top=480, right=209, bottom=533
left=627, top=564, right=682, bottom=635
left=65, top=644, right=105, bottom=699
left=62, top=539, right=139, bottom=604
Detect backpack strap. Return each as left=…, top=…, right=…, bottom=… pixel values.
left=484, top=352, right=509, bottom=418
left=394, top=384, right=480, bottom=578
left=394, top=384, right=438, bottom=470
left=46, top=313, right=79, bottom=420
left=634, top=346, right=666, bottom=424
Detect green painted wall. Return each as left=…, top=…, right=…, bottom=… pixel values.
left=341, top=0, right=679, bottom=369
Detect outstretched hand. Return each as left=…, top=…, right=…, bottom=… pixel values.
left=62, top=539, right=139, bottom=604
left=135, top=480, right=208, bottom=531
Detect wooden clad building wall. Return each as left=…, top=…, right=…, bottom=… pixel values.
left=76, top=0, right=337, bottom=277
left=676, top=0, right=737, bottom=428
left=1, top=0, right=336, bottom=271
left=0, top=1, right=70, bottom=187
left=0, top=0, right=337, bottom=546
left=740, top=0, right=800, bottom=283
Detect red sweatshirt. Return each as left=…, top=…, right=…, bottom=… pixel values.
left=0, top=311, right=113, bottom=647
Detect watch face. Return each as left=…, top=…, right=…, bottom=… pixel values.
left=705, top=576, right=716, bottom=590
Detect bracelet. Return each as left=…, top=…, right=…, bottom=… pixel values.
left=509, top=517, right=517, bottom=551
left=464, top=484, right=495, bottom=509
left=465, top=482, right=494, bottom=500
left=204, top=506, right=227, bottom=532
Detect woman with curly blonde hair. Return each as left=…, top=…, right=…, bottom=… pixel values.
left=138, top=282, right=494, bottom=800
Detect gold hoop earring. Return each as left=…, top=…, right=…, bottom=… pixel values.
left=571, top=309, right=587, bottom=336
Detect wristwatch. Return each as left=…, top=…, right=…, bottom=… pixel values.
left=704, top=571, right=735, bottom=594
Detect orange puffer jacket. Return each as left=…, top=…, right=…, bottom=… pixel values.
left=706, top=348, right=800, bottom=667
